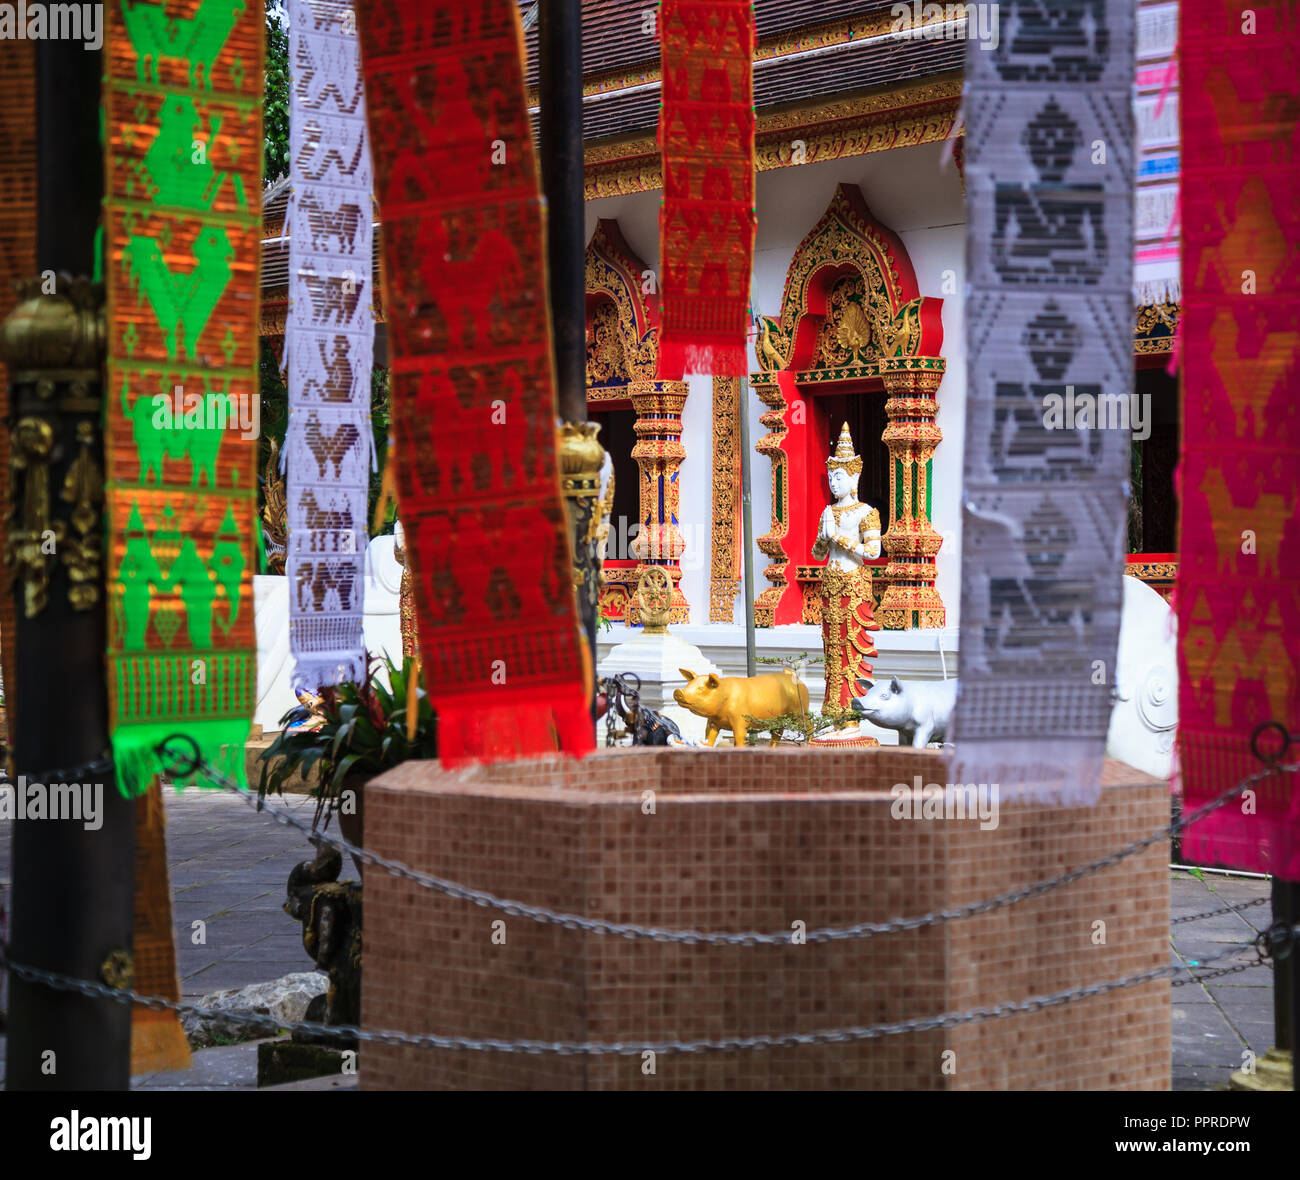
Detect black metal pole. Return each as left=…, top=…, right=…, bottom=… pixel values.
left=1273, top=878, right=1299, bottom=1090
left=5, top=38, right=134, bottom=1091
left=738, top=378, right=756, bottom=679
left=539, top=0, right=600, bottom=690
left=539, top=0, right=586, bottom=425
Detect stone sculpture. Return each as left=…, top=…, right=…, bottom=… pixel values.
left=856, top=676, right=957, bottom=747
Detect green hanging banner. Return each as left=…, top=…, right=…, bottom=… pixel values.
left=103, top=0, right=263, bottom=797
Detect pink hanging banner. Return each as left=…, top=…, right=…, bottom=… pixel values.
left=1177, top=1, right=1300, bottom=875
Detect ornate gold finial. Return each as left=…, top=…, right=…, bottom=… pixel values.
left=826, top=422, right=862, bottom=476
left=3, top=275, right=107, bottom=618
left=0, top=276, right=105, bottom=378
left=634, top=566, right=672, bottom=635
left=557, top=420, right=605, bottom=491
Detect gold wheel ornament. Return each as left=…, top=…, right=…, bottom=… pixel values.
left=634, top=566, right=673, bottom=635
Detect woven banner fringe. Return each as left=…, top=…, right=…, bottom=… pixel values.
left=657, top=339, right=749, bottom=381
left=112, top=719, right=250, bottom=799
left=436, top=691, right=593, bottom=768
left=293, top=655, right=369, bottom=693
left=949, top=743, right=1107, bottom=810
left=355, top=0, right=593, bottom=765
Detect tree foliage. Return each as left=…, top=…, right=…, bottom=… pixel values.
left=264, top=0, right=289, bottom=181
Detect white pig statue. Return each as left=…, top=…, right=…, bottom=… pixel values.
left=855, top=676, right=957, bottom=747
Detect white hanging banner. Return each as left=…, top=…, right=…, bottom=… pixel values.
left=286, top=0, right=374, bottom=690
left=954, top=0, right=1135, bottom=804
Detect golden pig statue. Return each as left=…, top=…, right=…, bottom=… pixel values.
left=673, top=668, right=811, bottom=747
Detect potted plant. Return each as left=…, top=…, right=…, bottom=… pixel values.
left=257, top=652, right=436, bottom=872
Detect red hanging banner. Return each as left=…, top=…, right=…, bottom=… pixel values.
left=355, top=0, right=592, bottom=765
left=657, top=0, right=756, bottom=379
left=1177, top=1, right=1300, bottom=874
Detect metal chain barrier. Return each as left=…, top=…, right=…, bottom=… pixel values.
left=1170, top=895, right=1271, bottom=926
left=0, top=940, right=1266, bottom=1056
left=167, top=740, right=1294, bottom=949
left=0, top=751, right=114, bottom=784
left=2, top=742, right=1288, bottom=1056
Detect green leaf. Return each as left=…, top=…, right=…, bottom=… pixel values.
left=331, top=717, right=356, bottom=757
left=331, top=753, right=364, bottom=790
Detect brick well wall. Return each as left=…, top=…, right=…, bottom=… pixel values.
left=361, top=749, right=1169, bottom=1090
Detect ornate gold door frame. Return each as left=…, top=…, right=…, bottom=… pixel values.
left=751, top=184, right=947, bottom=629
left=585, top=219, right=689, bottom=623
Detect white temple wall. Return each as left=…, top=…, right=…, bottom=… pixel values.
left=678, top=372, right=713, bottom=619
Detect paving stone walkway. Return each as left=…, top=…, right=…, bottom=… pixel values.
left=0, top=790, right=1283, bottom=1090
left=1168, top=868, right=1277, bottom=1091
left=161, top=788, right=320, bottom=998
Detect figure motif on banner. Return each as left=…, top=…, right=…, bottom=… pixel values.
left=813, top=424, right=882, bottom=736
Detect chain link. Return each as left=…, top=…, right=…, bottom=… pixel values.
left=0, top=751, right=114, bottom=785
left=0, top=941, right=1258, bottom=1056
left=1170, top=895, right=1271, bottom=926
left=195, top=755, right=1294, bottom=948
left=3, top=745, right=1282, bottom=1056
left=1177, top=959, right=1259, bottom=984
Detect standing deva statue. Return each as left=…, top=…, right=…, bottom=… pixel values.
left=813, top=423, right=883, bottom=741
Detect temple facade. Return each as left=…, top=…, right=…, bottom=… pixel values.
left=257, top=0, right=1181, bottom=705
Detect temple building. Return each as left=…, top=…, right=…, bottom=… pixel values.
left=257, top=0, right=1181, bottom=708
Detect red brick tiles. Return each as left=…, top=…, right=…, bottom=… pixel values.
left=361, top=750, right=1168, bottom=1090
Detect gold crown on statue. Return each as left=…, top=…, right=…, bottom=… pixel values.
left=826, top=422, right=862, bottom=475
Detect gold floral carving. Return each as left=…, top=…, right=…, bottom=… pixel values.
left=585, top=222, right=658, bottom=384
left=393, top=529, right=418, bottom=658
left=755, top=185, right=929, bottom=375
left=878, top=362, right=946, bottom=629
left=751, top=187, right=946, bottom=629
left=585, top=298, right=627, bottom=387
left=1123, top=561, right=1178, bottom=604
left=750, top=373, right=790, bottom=626
left=710, top=376, right=742, bottom=623
left=262, top=438, right=287, bottom=576
left=1134, top=300, right=1180, bottom=356
left=585, top=79, right=963, bottom=199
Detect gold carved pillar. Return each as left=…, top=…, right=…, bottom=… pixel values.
left=751, top=372, right=789, bottom=627
left=709, top=376, right=742, bottom=622
left=627, top=380, right=689, bottom=623
left=878, top=357, right=945, bottom=628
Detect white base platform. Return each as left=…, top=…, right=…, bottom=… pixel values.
left=597, top=623, right=960, bottom=745
left=596, top=631, right=722, bottom=743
